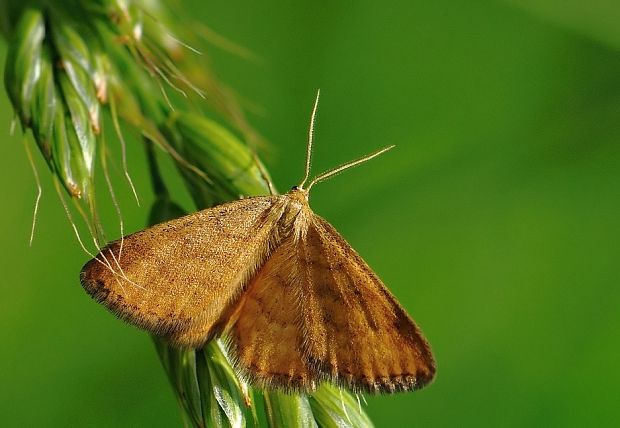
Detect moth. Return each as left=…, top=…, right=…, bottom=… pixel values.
left=80, top=94, right=436, bottom=393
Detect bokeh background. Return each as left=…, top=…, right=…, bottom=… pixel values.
left=1, top=1, right=619, bottom=426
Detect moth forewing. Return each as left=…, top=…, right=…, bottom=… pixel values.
left=80, top=196, right=286, bottom=347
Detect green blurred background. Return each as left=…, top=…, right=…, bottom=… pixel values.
left=1, top=0, right=619, bottom=426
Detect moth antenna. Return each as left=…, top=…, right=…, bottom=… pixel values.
left=23, top=137, right=42, bottom=246
left=109, top=95, right=140, bottom=205
left=306, top=145, right=395, bottom=191
left=299, top=89, right=320, bottom=188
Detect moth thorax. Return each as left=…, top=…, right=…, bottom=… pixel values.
left=278, top=198, right=309, bottom=240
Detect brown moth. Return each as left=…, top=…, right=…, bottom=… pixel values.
left=80, top=93, right=436, bottom=393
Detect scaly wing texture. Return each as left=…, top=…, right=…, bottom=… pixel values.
left=299, top=215, right=436, bottom=393
left=80, top=196, right=285, bottom=347
left=225, top=234, right=317, bottom=391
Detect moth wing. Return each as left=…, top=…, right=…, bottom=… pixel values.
left=299, top=215, right=436, bottom=393
left=80, top=196, right=285, bottom=347
left=225, top=235, right=317, bottom=391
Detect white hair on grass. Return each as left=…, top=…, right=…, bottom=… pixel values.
left=109, top=95, right=140, bottom=206
left=53, top=177, right=145, bottom=295
left=23, top=137, right=42, bottom=246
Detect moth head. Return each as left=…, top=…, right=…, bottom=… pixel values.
left=296, top=90, right=395, bottom=195
left=288, top=185, right=309, bottom=203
